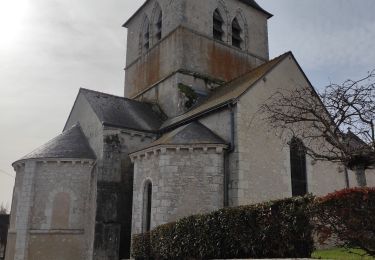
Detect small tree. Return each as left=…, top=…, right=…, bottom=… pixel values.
left=261, top=71, right=375, bottom=184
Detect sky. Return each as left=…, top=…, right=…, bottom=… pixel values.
left=0, top=0, right=374, bottom=208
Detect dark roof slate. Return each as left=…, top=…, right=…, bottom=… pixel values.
left=137, top=122, right=226, bottom=152
left=80, top=88, right=164, bottom=132
left=16, top=124, right=96, bottom=162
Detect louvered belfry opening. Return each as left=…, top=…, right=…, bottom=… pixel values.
left=232, top=18, right=242, bottom=48
left=144, top=22, right=150, bottom=50
left=155, top=11, right=162, bottom=41
left=290, top=137, right=308, bottom=196
left=213, top=9, right=224, bottom=41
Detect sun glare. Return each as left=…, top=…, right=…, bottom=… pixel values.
left=0, top=0, right=30, bottom=49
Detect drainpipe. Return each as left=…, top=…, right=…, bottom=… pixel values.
left=224, top=103, right=235, bottom=207
left=355, top=165, right=367, bottom=187
left=344, top=166, right=350, bottom=188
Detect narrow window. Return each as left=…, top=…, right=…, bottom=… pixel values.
left=142, top=181, right=152, bottom=232
left=155, top=11, right=162, bottom=41
left=290, top=138, right=307, bottom=196
left=232, top=18, right=242, bottom=49
left=213, top=9, right=224, bottom=41
left=144, top=22, right=150, bottom=50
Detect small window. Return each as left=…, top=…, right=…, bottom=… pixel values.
left=232, top=18, right=242, bottom=49
left=142, top=181, right=152, bottom=232
left=155, top=11, right=162, bottom=41
left=290, top=137, right=307, bottom=196
left=213, top=9, right=224, bottom=41
left=144, top=22, right=150, bottom=50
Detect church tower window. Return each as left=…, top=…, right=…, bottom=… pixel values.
left=142, top=181, right=152, bottom=232
left=213, top=9, right=224, bottom=41
left=290, top=137, right=307, bottom=196
left=144, top=22, right=150, bottom=50
left=155, top=11, right=162, bottom=42
left=232, top=18, right=242, bottom=49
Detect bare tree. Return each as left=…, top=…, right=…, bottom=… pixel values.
left=261, top=71, right=375, bottom=185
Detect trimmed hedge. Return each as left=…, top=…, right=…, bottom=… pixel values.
left=132, top=196, right=315, bottom=259
left=313, top=187, right=375, bottom=256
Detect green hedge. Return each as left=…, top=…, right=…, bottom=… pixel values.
left=132, top=196, right=314, bottom=259
left=313, top=187, right=375, bottom=256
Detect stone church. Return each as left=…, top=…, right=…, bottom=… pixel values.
left=5, top=0, right=375, bottom=259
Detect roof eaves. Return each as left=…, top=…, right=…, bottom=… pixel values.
left=235, top=52, right=291, bottom=101
left=123, top=0, right=148, bottom=27
left=160, top=52, right=291, bottom=131
left=238, top=0, right=273, bottom=18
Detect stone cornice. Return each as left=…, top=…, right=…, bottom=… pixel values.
left=130, top=143, right=228, bottom=162
left=12, top=159, right=96, bottom=170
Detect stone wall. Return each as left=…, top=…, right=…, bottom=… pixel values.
left=64, top=93, right=104, bottom=160
left=124, top=0, right=269, bottom=103
left=6, top=160, right=95, bottom=260
left=93, top=128, right=156, bottom=260
left=231, top=55, right=347, bottom=206
left=131, top=146, right=225, bottom=235
left=125, top=0, right=269, bottom=65
left=126, top=27, right=264, bottom=100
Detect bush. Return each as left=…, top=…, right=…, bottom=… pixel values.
left=132, top=196, right=315, bottom=259
left=312, top=187, right=375, bottom=256
left=132, top=232, right=152, bottom=259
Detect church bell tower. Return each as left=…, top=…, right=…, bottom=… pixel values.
left=123, top=0, right=272, bottom=117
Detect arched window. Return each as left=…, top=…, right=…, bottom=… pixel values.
left=213, top=9, right=224, bottom=41
left=232, top=18, right=242, bottom=49
left=290, top=137, right=307, bottom=196
left=142, top=181, right=152, bottom=232
left=139, top=16, right=150, bottom=54
left=155, top=10, right=162, bottom=42
left=144, top=22, right=150, bottom=51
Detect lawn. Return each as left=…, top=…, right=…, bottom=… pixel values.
left=312, top=248, right=375, bottom=260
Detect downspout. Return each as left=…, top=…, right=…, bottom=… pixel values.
left=224, top=103, right=235, bottom=207
left=344, top=166, right=350, bottom=188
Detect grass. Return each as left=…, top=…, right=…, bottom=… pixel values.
left=312, top=248, right=375, bottom=260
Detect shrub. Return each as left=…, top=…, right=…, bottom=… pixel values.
left=312, top=187, right=375, bottom=257
left=132, top=196, right=315, bottom=259
left=132, top=232, right=152, bottom=259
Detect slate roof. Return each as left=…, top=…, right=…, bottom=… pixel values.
left=79, top=88, right=164, bottom=132
left=133, top=122, right=226, bottom=153
left=161, top=52, right=291, bottom=130
left=15, top=124, right=96, bottom=163
left=155, top=122, right=225, bottom=145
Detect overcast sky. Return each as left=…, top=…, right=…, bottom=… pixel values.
left=0, top=0, right=374, bottom=208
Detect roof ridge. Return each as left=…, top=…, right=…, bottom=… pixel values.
left=160, top=51, right=292, bottom=130
left=224, top=51, right=291, bottom=86
left=79, top=88, right=146, bottom=105
left=14, top=124, right=96, bottom=164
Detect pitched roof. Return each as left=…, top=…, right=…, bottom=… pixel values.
left=134, top=122, right=226, bottom=153
left=238, top=0, right=273, bottom=18
left=161, top=52, right=291, bottom=130
left=123, top=0, right=272, bottom=27
left=156, top=122, right=225, bottom=146
left=15, top=124, right=96, bottom=163
left=79, top=88, right=164, bottom=132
